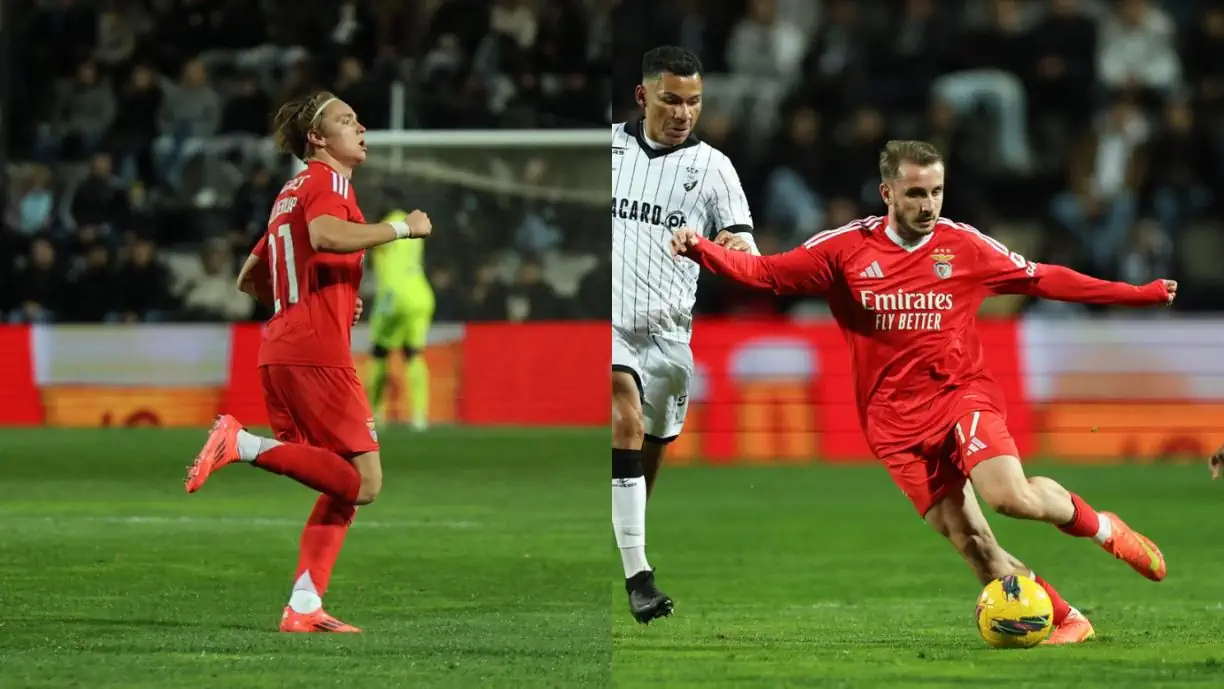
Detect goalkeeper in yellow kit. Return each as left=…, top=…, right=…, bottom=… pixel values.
left=367, top=209, right=434, bottom=430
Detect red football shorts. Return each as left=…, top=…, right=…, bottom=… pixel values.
left=881, top=410, right=1020, bottom=516
left=260, top=364, right=379, bottom=457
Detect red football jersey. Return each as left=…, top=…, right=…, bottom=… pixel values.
left=687, top=215, right=1166, bottom=457
left=256, top=160, right=366, bottom=368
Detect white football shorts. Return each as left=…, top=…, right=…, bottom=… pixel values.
left=611, top=326, right=693, bottom=442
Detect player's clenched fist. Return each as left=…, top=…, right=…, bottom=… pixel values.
left=670, top=227, right=700, bottom=256
left=407, top=209, right=432, bottom=238
left=713, top=230, right=752, bottom=252
left=1209, top=444, right=1224, bottom=480
left=1158, top=279, right=1177, bottom=304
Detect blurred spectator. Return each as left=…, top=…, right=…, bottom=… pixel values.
left=93, top=6, right=141, bottom=70
left=490, top=0, right=539, bottom=50
left=1051, top=95, right=1149, bottom=274
left=1146, top=100, right=1213, bottom=236
left=112, top=239, right=175, bottom=323
left=794, top=0, right=872, bottom=122
left=1097, top=0, right=1182, bottom=103
left=10, top=237, right=67, bottom=324
left=576, top=253, right=612, bottom=319
left=181, top=240, right=254, bottom=322
left=931, top=0, right=1034, bottom=172
left=468, top=258, right=509, bottom=321
left=155, top=58, right=223, bottom=189
left=331, top=58, right=379, bottom=128
left=726, top=0, right=808, bottom=82
left=67, top=153, right=127, bottom=233
left=429, top=266, right=466, bottom=322
left=505, top=258, right=568, bottom=321
left=39, top=60, right=116, bottom=162
left=761, top=106, right=826, bottom=241
left=1025, top=0, right=1097, bottom=149
left=111, top=64, right=165, bottom=185
left=870, top=0, right=954, bottom=113
left=1117, top=219, right=1173, bottom=288
left=70, top=244, right=119, bottom=323
left=7, top=165, right=58, bottom=238
left=221, top=73, right=273, bottom=136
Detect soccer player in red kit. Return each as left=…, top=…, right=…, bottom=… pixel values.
left=672, top=140, right=1176, bottom=646
left=183, top=91, right=432, bottom=632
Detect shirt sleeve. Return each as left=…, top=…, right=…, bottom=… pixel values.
left=302, top=172, right=354, bottom=224
left=686, top=228, right=839, bottom=295
left=251, top=233, right=268, bottom=260
left=705, top=153, right=754, bottom=234
left=973, top=228, right=1166, bottom=305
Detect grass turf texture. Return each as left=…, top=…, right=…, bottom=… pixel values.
left=2, top=429, right=1223, bottom=687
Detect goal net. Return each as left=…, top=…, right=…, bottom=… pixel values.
left=357, top=129, right=608, bottom=301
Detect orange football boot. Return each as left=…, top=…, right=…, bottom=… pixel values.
left=185, top=414, right=243, bottom=493
left=1042, top=608, right=1095, bottom=645
left=279, top=607, right=362, bottom=633
left=1099, top=511, right=1167, bottom=582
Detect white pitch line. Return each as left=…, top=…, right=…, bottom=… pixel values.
left=8, top=515, right=482, bottom=529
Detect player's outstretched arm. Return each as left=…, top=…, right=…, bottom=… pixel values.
left=308, top=210, right=432, bottom=254
left=970, top=230, right=1175, bottom=306
left=670, top=228, right=833, bottom=295
left=1004, top=264, right=1174, bottom=307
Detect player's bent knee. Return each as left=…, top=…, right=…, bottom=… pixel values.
left=355, top=478, right=382, bottom=505
left=612, top=403, right=644, bottom=443
left=611, top=372, right=645, bottom=446
left=351, top=451, right=383, bottom=505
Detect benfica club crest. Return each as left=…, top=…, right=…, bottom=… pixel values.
left=931, top=250, right=955, bottom=279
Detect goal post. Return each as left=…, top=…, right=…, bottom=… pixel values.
left=348, top=129, right=609, bottom=299
left=362, top=128, right=608, bottom=206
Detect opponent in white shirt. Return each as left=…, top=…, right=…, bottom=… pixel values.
left=611, top=45, right=756, bottom=624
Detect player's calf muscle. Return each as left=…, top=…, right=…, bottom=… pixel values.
left=953, top=532, right=1018, bottom=583
left=928, top=500, right=1021, bottom=583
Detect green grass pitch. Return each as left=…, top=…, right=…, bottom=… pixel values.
left=2, top=428, right=1223, bottom=687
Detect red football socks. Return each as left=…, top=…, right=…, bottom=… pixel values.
left=253, top=444, right=361, bottom=503
left=1032, top=574, right=1071, bottom=626
left=1056, top=492, right=1101, bottom=538
left=294, top=494, right=356, bottom=597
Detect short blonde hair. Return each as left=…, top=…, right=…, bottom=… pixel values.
left=878, top=140, right=943, bottom=181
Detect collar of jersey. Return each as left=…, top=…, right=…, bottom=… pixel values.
left=884, top=223, right=934, bottom=252
left=633, top=118, right=699, bottom=159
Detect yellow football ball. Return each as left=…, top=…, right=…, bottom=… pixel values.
left=975, top=575, right=1054, bottom=648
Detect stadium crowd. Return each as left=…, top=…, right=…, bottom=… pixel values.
left=1, top=0, right=611, bottom=324
left=614, top=0, right=1224, bottom=315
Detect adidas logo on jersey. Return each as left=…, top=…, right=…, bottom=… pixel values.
left=964, top=436, right=989, bottom=455
left=859, top=261, right=884, bottom=279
